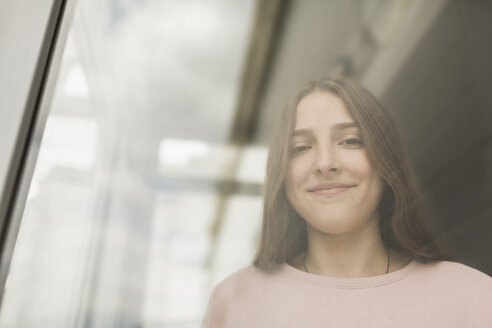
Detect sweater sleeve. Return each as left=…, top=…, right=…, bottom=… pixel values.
left=202, top=282, right=231, bottom=328
left=201, top=267, right=253, bottom=328
left=437, top=261, right=492, bottom=326
left=463, top=266, right=492, bottom=325
left=202, top=286, right=219, bottom=328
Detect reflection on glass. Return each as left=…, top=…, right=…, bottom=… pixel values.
left=0, top=0, right=259, bottom=327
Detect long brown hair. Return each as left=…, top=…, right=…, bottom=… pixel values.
left=254, top=76, right=445, bottom=269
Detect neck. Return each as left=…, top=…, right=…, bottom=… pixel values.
left=303, top=219, right=390, bottom=278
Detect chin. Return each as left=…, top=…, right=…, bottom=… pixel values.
left=307, top=219, right=361, bottom=236
left=304, top=211, right=378, bottom=236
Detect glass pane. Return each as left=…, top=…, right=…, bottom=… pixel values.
left=0, top=0, right=259, bottom=327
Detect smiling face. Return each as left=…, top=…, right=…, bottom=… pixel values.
left=285, top=91, right=384, bottom=236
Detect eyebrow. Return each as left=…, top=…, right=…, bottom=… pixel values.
left=292, top=122, right=359, bottom=137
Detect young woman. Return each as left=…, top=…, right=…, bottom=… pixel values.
left=203, top=76, right=492, bottom=327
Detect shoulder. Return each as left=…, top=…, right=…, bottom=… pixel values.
left=203, top=265, right=282, bottom=327
left=416, top=261, right=492, bottom=308
left=420, top=260, right=492, bottom=283
left=211, top=264, right=280, bottom=301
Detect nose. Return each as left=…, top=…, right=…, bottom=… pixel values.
left=313, top=144, right=341, bottom=175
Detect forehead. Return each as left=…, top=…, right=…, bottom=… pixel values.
left=295, top=91, right=353, bottom=129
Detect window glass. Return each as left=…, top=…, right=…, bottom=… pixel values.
left=0, top=1, right=260, bottom=327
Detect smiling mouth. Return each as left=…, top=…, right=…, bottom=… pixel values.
left=307, top=184, right=356, bottom=196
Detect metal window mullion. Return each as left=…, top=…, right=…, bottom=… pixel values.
left=0, top=0, right=77, bottom=304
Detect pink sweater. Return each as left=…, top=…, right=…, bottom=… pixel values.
left=203, top=260, right=492, bottom=327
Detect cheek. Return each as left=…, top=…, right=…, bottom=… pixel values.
left=285, top=162, right=304, bottom=204
left=286, top=158, right=309, bottom=188
left=344, top=151, right=375, bottom=176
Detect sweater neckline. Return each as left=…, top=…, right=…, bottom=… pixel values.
left=281, top=259, right=423, bottom=289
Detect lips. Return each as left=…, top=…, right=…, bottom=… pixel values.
left=307, top=183, right=356, bottom=195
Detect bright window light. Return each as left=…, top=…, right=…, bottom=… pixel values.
left=159, top=138, right=211, bottom=166
left=63, top=63, right=89, bottom=98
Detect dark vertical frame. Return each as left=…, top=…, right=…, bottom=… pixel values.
left=0, top=0, right=78, bottom=304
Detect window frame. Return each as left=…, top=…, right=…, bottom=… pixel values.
left=0, top=0, right=78, bottom=305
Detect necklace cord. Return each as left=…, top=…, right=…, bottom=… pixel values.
left=303, top=247, right=391, bottom=275
left=385, top=246, right=390, bottom=274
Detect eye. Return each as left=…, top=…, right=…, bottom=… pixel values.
left=291, top=145, right=311, bottom=155
left=339, top=138, right=363, bottom=147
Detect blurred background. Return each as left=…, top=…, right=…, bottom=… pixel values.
left=0, top=0, right=491, bottom=327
